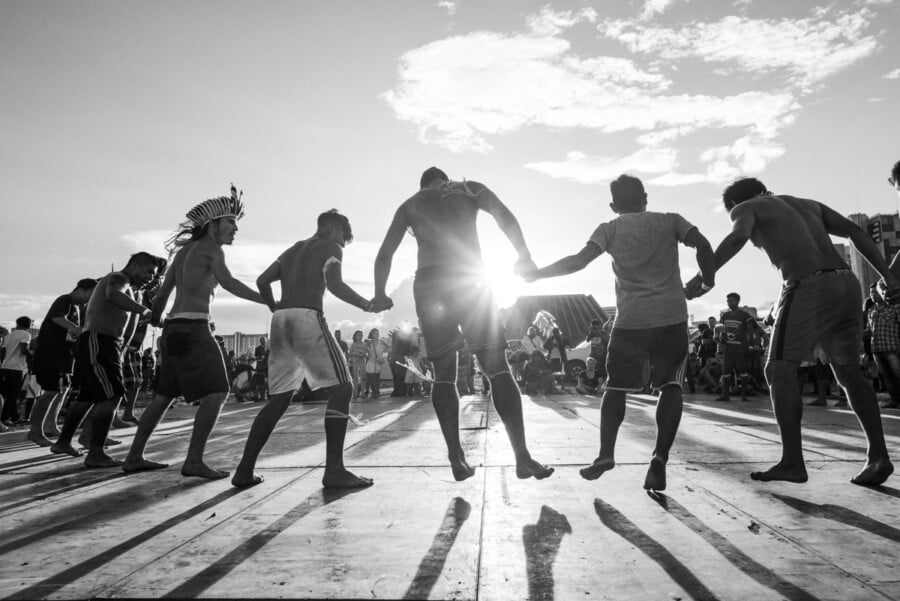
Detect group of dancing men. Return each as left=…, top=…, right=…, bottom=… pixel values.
left=23, top=162, right=900, bottom=491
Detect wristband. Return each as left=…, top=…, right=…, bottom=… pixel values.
left=140, top=308, right=152, bottom=318
left=700, top=282, right=712, bottom=292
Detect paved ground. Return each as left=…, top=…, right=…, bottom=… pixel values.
left=2, top=389, right=899, bottom=600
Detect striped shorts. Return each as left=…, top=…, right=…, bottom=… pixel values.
left=75, top=331, right=125, bottom=403
left=268, top=308, right=350, bottom=394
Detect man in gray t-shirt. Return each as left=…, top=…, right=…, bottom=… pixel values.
left=525, top=174, right=715, bottom=491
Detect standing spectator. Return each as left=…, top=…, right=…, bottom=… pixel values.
left=253, top=336, right=269, bottom=403
left=347, top=330, right=368, bottom=398
left=717, top=292, right=767, bottom=402
left=405, top=346, right=426, bottom=396
left=544, top=327, right=569, bottom=377
left=684, top=351, right=699, bottom=394
left=866, top=283, right=900, bottom=409
left=697, top=322, right=717, bottom=367
left=334, top=330, right=349, bottom=358
left=1, top=316, right=34, bottom=429
left=389, top=325, right=413, bottom=397
left=140, top=348, right=156, bottom=393
left=365, top=328, right=386, bottom=398
left=521, top=326, right=545, bottom=355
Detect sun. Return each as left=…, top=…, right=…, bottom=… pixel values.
left=480, top=238, right=528, bottom=310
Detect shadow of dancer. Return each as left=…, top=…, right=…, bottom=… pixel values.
left=523, top=505, right=572, bottom=601
left=773, top=493, right=900, bottom=543
left=403, top=497, right=472, bottom=600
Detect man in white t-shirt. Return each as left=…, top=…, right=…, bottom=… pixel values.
left=524, top=174, right=716, bottom=491
left=0, top=316, right=34, bottom=429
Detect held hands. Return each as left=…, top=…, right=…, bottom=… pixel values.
left=684, top=274, right=712, bottom=300
left=369, top=295, right=394, bottom=313
left=514, top=256, right=539, bottom=283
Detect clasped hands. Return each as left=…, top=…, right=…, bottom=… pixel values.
left=514, top=256, right=539, bottom=283
left=366, top=295, right=394, bottom=313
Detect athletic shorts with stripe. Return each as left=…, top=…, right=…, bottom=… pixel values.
left=122, top=349, right=142, bottom=390
left=156, top=319, right=230, bottom=402
left=268, top=308, right=350, bottom=394
left=605, top=322, right=688, bottom=392
left=769, top=269, right=862, bottom=366
left=74, top=331, right=125, bottom=404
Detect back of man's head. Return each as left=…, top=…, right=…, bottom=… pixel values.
left=317, top=209, right=353, bottom=244
left=76, top=278, right=98, bottom=292
left=125, top=251, right=162, bottom=271
left=722, top=178, right=768, bottom=210
left=420, top=166, right=449, bottom=189
left=609, top=174, right=646, bottom=213
left=727, top=292, right=741, bottom=303
left=15, top=316, right=32, bottom=329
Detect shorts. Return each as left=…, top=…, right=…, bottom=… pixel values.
left=605, top=322, right=688, bottom=392
left=722, top=345, right=750, bottom=375
left=75, top=331, right=125, bottom=404
left=268, top=308, right=350, bottom=394
left=157, top=319, right=230, bottom=402
left=33, top=348, right=74, bottom=392
left=413, top=265, right=507, bottom=362
left=769, top=269, right=861, bottom=366
left=122, top=350, right=142, bottom=390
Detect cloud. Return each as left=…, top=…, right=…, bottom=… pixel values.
left=436, top=0, right=456, bottom=16
left=526, top=147, right=678, bottom=183
left=867, top=96, right=886, bottom=102
left=641, top=0, right=677, bottom=19
left=601, top=8, right=881, bottom=91
left=526, top=6, right=597, bottom=36
left=884, top=68, right=900, bottom=79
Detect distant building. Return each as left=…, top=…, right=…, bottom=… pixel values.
left=218, top=331, right=266, bottom=357
left=848, top=213, right=900, bottom=298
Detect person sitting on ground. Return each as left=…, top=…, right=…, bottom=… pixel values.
left=576, top=356, right=602, bottom=395
left=523, top=350, right=556, bottom=395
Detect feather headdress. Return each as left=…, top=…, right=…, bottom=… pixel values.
left=185, top=184, right=245, bottom=227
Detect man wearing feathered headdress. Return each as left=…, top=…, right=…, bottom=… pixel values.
left=123, top=185, right=265, bottom=480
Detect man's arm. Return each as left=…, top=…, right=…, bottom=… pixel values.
left=256, top=260, right=281, bottom=313
left=681, top=228, right=716, bottom=297
left=150, top=257, right=178, bottom=326
left=324, top=252, right=375, bottom=312
left=209, top=246, right=265, bottom=305
left=476, top=185, right=536, bottom=273
left=373, top=206, right=407, bottom=306
left=526, top=243, right=604, bottom=282
left=685, top=207, right=754, bottom=299
left=822, top=204, right=900, bottom=292
left=105, top=273, right=150, bottom=316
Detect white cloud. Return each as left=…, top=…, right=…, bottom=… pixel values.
left=641, top=0, right=677, bottom=19
left=526, top=6, right=597, bottom=37
left=437, top=1, right=456, bottom=16
left=884, top=68, right=900, bottom=79
left=601, top=8, right=881, bottom=91
left=868, top=96, right=886, bottom=102
left=526, top=147, right=678, bottom=183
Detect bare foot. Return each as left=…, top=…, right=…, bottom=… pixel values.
left=111, top=418, right=132, bottom=429
left=121, top=415, right=140, bottom=425
left=450, top=456, right=476, bottom=481
left=580, top=457, right=615, bottom=481
left=516, top=458, right=554, bottom=480
left=122, top=458, right=169, bottom=473
left=50, top=442, right=83, bottom=457
left=181, top=462, right=230, bottom=480
left=44, top=429, right=62, bottom=438
left=27, top=431, right=53, bottom=447
left=750, top=461, right=808, bottom=483
left=322, top=468, right=374, bottom=488
left=79, top=436, right=122, bottom=448
left=851, top=458, right=893, bottom=486
left=643, top=457, right=666, bottom=491
left=84, top=453, right=124, bottom=468
left=231, top=471, right=265, bottom=488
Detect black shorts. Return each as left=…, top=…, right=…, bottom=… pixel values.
left=33, top=348, right=74, bottom=392
left=122, top=350, right=142, bottom=390
left=157, top=319, right=230, bottom=402
left=722, top=345, right=751, bottom=375
left=605, top=322, right=688, bottom=392
left=75, top=332, right=125, bottom=404
left=413, top=266, right=507, bottom=362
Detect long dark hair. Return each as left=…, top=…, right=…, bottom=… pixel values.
left=165, top=221, right=210, bottom=256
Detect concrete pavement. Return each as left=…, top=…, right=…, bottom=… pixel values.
left=1, top=391, right=899, bottom=600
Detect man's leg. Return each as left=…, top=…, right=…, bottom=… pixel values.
left=873, top=353, right=900, bottom=409
left=476, top=348, right=553, bottom=480
left=643, top=384, right=683, bottom=491
left=182, top=392, right=230, bottom=479
left=120, top=386, right=141, bottom=424
left=580, top=389, right=626, bottom=480
left=122, top=393, right=176, bottom=472
left=322, top=381, right=373, bottom=488
left=716, top=367, right=732, bottom=401
left=232, top=390, right=295, bottom=487
left=429, top=352, right=474, bottom=481
left=84, top=398, right=123, bottom=467
left=750, top=360, right=808, bottom=483
left=831, top=363, right=893, bottom=486
left=45, top=388, right=68, bottom=436
left=50, top=400, right=93, bottom=457
left=28, top=390, right=59, bottom=446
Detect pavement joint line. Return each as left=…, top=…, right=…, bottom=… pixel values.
left=95, top=466, right=321, bottom=598
left=684, top=473, right=897, bottom=601
left=472, top=400, right=493, bottom=601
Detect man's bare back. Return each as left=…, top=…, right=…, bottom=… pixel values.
left=733, top=194, right=849, bottom=281
left=276, top=237, right=342, bottom=311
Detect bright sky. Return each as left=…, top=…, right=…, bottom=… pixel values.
left=2, top=0, right=899, bottom=337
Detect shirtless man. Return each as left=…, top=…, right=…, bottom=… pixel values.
left=232, top=209, right=379, bottom=489
left=524, top=174, right=715, bottom=491
left=50, top=254, right=160, bottom=467
left=123, top=187, right=265, bottom=479
left=27, top=278, right=96, bottom=447
left=685, top=177, right=899, bottom=486
left=373, top=167, right=553, bottom=482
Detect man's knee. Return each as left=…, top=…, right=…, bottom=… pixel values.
left=765, top=360, right=799, bottom=384
left=475, top=348, right=508, bottom=376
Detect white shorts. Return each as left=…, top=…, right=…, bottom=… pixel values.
left=268, top=308, right=351, bottom=394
